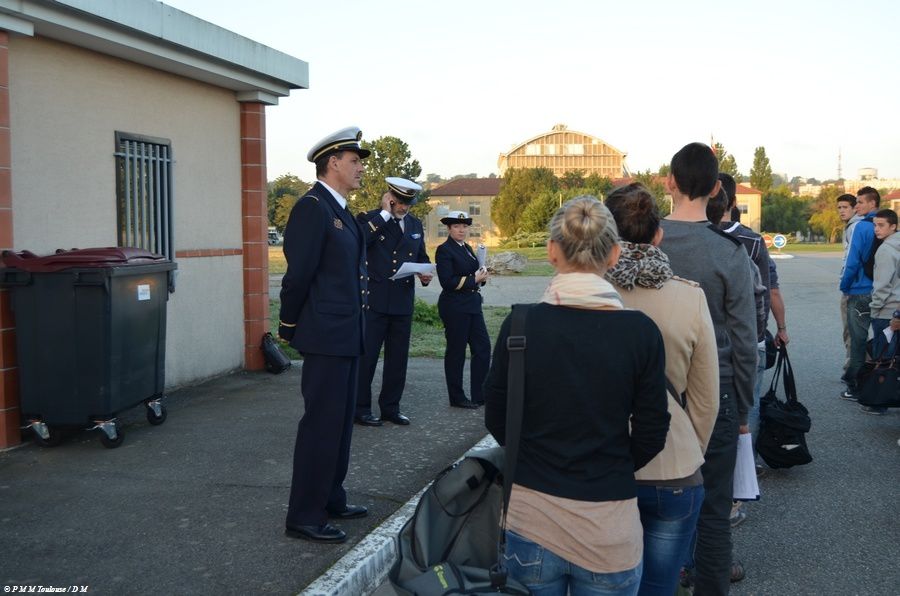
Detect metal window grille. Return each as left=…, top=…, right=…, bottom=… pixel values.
left=114, top=132, right=174, bottom=260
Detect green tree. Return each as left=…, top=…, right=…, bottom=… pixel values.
left=519, top=190, right=561, bottom=233
left=657, top=163, right=671, bottom=177
left=712, top=142, right=741, bottom=181
left=582, top=173, right=614, bottom=198
left=273, top=195, right=299, bottom=231
left=750, top=146, right=773, bottom=194
left=354, top=136, right=427, bottom=217
left=492, top=168, right=559, bottom=236
left=559, top=170, right=586, bottom=190
left=761, top=186, right=809, bottom=233
left=267, top=174, right=310, bottom=227
left=807, top=186, right=845, bottom=242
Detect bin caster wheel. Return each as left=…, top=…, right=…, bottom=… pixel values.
left=99, top=422, right=124, bottom=449
left=146, top=403, right=167, bottom=426
left=33, top=427, right=61, bottom=448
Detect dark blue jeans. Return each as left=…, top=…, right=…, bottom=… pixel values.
left=505, top=530, right=642, bottom=596
left=844, top=294, right=872, bottom=389
left=636, top=484, right=704, bottom=596
left=870, top=317, right=897, bottom=359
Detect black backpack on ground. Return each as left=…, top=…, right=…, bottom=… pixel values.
left=757, top=345, right=813, bottom=469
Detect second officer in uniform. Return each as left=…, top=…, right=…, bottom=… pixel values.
left=355, top=177, right=432, bottom=426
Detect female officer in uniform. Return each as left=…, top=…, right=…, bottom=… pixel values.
left=435, top=211, right=490, bottom=409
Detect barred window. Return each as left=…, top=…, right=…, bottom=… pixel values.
left=114, top=132, right=174, bottom=260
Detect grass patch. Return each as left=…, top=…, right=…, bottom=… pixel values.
left=269, top=246, right=287, bottom=275
left=410, top=305, right=511, bottom=358
left=270, top=298, right=510, bottom=360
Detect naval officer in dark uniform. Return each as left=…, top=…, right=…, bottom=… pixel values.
left=435, top=211, right=491, bottom=408
left=355, top=177, right=432, bottom=426
left=278, top=126, right=370, bottom=544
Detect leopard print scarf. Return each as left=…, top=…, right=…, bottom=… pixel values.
left=605, top=242, right=673, bottom=291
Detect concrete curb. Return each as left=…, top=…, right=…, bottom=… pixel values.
left=300, top=434, right=498, bottom=596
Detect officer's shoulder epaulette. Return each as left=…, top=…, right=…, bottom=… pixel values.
left=299, top=193, right=319, bottom=203
left=707, top=223, right=742, bottom=247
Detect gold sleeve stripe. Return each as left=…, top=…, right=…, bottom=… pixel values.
left=368, top=220, right=377, bottom=231
left=455, top=276, right=467, bottom=290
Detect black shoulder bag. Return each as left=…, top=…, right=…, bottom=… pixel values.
left=757, top=345, right=813, bottom=469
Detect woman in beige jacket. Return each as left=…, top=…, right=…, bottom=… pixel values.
left=605, top=183, right=720, bottom=596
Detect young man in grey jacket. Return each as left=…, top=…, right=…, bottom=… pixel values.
left=660, top=143, right=757, bottom=594
left=864, top=208, right=900, bottom=414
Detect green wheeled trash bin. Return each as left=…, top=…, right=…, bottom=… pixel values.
left=0, top=247, right=177, bottom=448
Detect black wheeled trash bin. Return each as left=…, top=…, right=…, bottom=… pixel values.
left=0, top=247, right=177, bottom=448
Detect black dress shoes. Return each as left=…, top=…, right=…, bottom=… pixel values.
left=382, top=412, right=411, bottom=425
left=449, top=400, right=480, bottom=409
left=354, top=414, right=383, bottom=426
left=326, top=504, right=368, bottom=519
left=285, top=523, right=347, bottom=543
left=471, top=399, right=485, bottom=406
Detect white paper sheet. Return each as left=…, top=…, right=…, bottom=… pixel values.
left=883, top=326, right=894, bottom=344
left=733, top=433, right=761, bottom=501
left=476, top=244, right=487, bottom=268
left=388, top=262, right=436, bottom=280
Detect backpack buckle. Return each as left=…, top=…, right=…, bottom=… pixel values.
left=506, top=336, right=526, bottom=351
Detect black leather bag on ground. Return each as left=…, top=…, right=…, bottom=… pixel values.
left=260, top=332, right=291, bottom=374
left=758, top=345, right=813, bottom=469
left=857, top=358, right=900, bottom=408
left=386, top=306, right=531, bottom=596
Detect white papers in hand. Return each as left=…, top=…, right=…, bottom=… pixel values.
left=883, top=326, right=894, bottom=344
left=733, top=433, right=760, bottom=501
left=476, top=244, right=487, bottom=268
left=389, top=262, right=436, bottom=280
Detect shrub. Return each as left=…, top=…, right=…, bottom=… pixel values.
left=413, top=298, right=442, bottom=327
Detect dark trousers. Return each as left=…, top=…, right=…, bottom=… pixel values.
left=692, top=384, right=739, bottom=596
left=286, top=353, right=358, bottom=527
left=357, top=311, right=412, bottom=417
left=439, top=307, right=490, bottom=404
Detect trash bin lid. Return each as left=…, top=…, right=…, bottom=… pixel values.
left=1, top=247, right=169, bottom=272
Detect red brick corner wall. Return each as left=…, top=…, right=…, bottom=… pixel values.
left=0, top=31, right=18, bottom=448
left=240, top=102, right=268, bottom=370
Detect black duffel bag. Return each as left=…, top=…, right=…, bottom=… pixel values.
left=757, top=345, right=813, bottom=469
left=857, top=357, right=900, bottom=408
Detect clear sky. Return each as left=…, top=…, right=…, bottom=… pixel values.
left=166, top=0, right=899, bottom=183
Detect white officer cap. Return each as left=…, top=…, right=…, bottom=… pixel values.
left=385, top=177, right=422, bottom=205
left=440, top=210, right=473, bottom=226
left=307, top=126, right=371, bottom=162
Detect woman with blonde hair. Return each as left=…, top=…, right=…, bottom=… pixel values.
left=605, top=183, right=719, bottom=595
left=484, top=196, right=670, bottom=596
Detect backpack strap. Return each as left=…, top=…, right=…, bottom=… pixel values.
left=493, top=303, right=529, bottom=589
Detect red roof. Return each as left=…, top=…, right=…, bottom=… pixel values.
left=430, top=178, right=502, bottom=196
left=884, top=189, right=900, bottom=201
left=735, top=184, right=760, bottom=195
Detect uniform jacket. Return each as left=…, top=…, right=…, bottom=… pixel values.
left=870, top=231, right=900, bottom=319
left=357, top=209, right=430, bottom=316
left=435, top=238, right=484, bottom=314
left=279, top=181, right=367, bottom=356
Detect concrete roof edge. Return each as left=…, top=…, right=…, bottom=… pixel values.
left=0, top=0, right=309, bottom=95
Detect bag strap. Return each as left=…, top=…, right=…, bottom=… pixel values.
left=666, top=377, right=686, bottom=409
left=779, top=345, right=798, bottom=403
left=493, top=303, right=528, bottom=589
left=768, top=344, right=786, bottom=395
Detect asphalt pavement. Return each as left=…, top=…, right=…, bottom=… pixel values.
left=4, top=254, right=899, bottom=595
